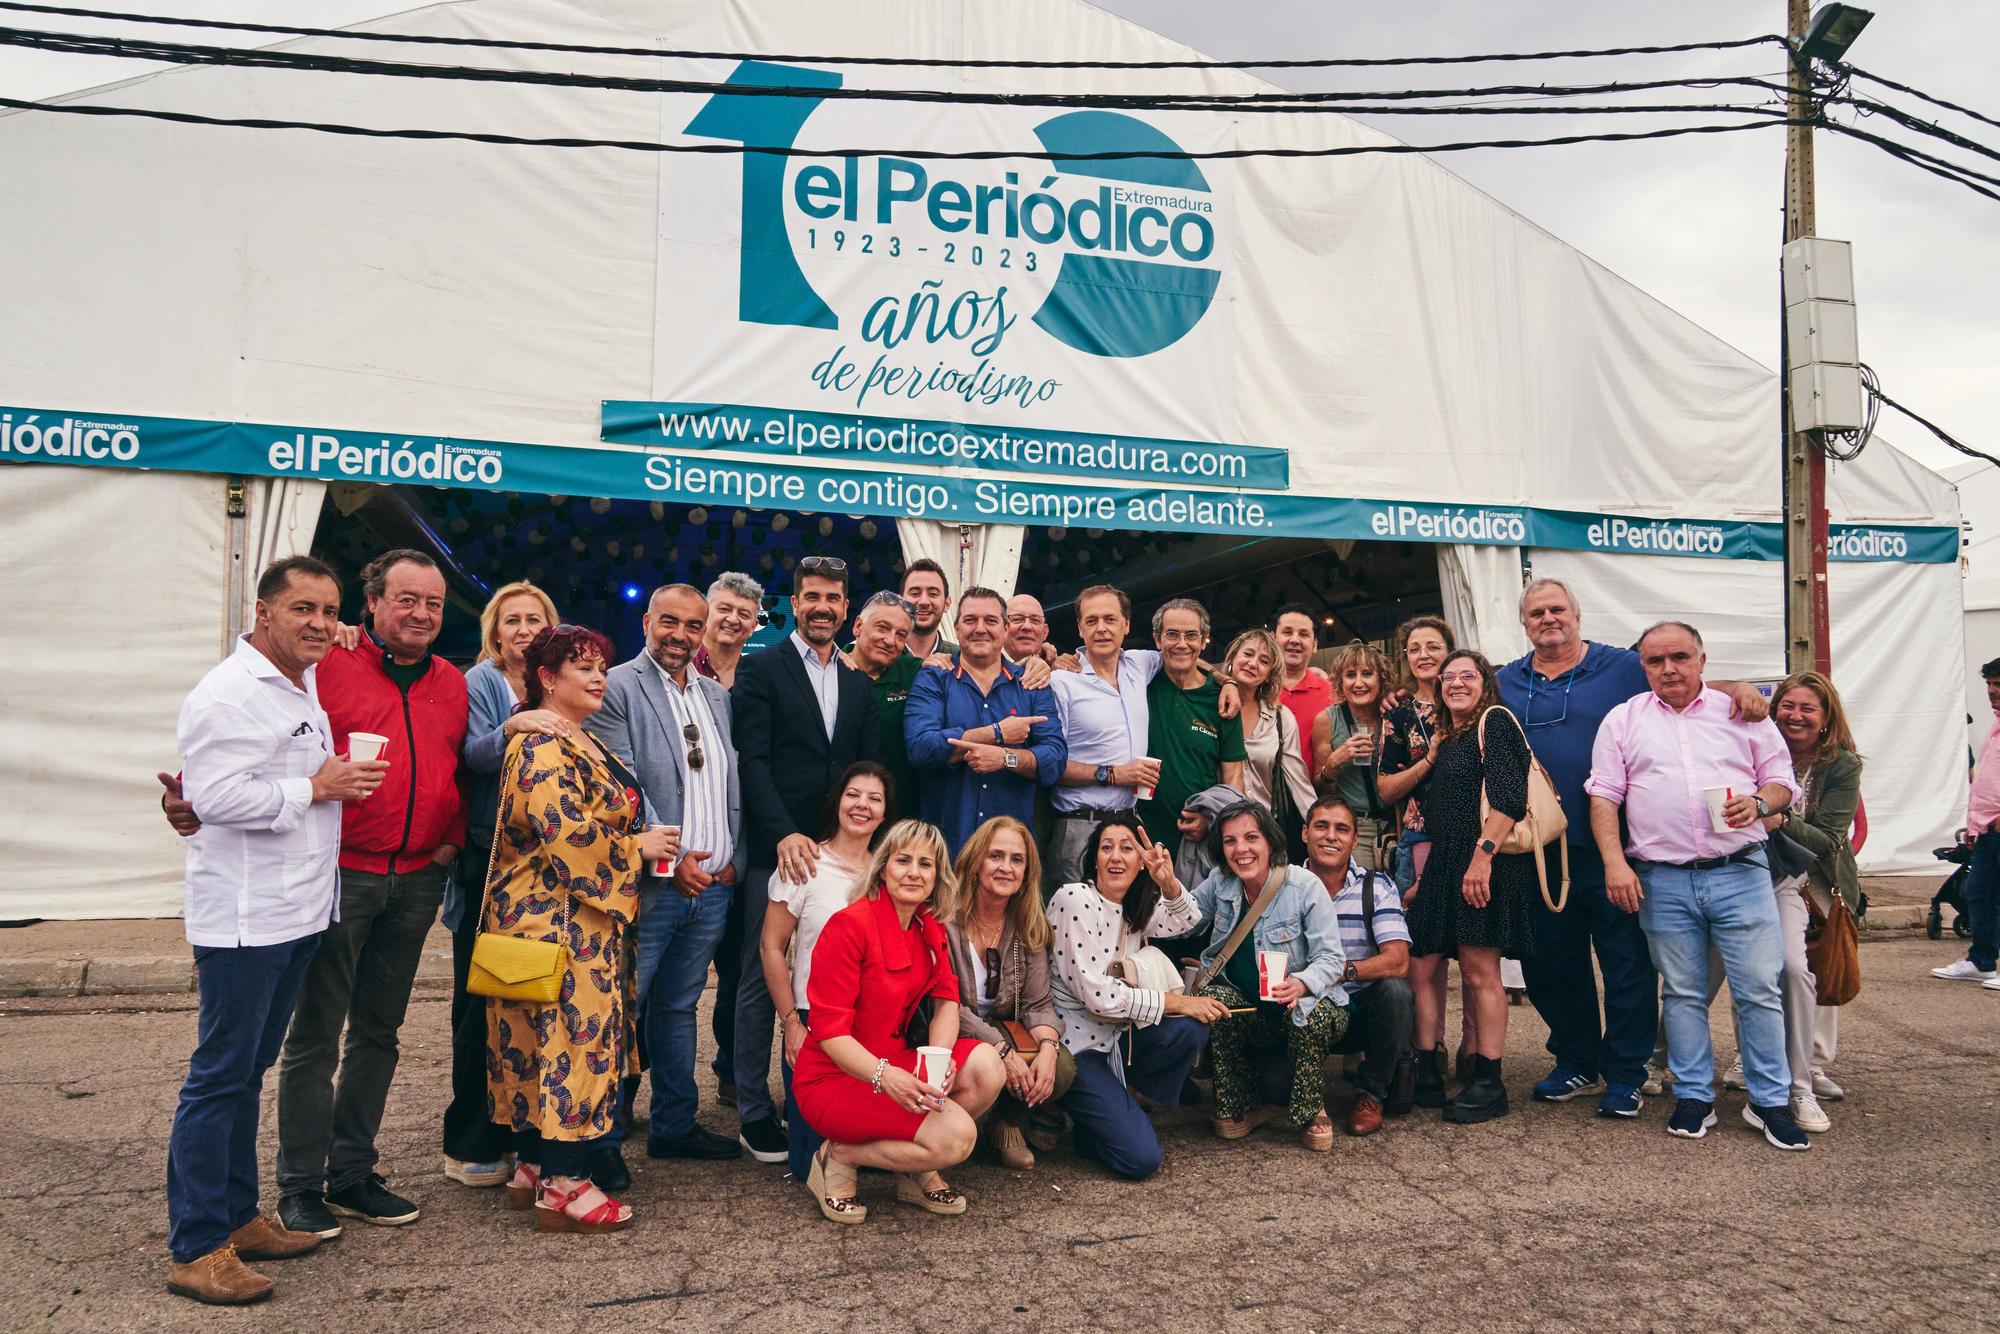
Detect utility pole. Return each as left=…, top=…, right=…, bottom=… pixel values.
left=1783, top=0, right=1832, bottom=675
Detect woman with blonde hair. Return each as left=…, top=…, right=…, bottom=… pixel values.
left=791, top=820, right=1005, bottom=1222
left=945, top=817, right=1072, bottom=1169
left=1311, top=639, right=1397, bottom=869
left=1221, top=628, right=1316, bottom=855
left=443, top=580, right=571, bottom=1188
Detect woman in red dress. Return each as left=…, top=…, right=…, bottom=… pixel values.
left=792, top=819, right=1004, bottom=1223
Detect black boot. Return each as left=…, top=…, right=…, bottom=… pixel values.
left=1385, top=1051, right=1416, bottom=1116
left=1443, top=1055, right=1510, bottom=1124
left=1412, top=1049, right=1446, bottom=1109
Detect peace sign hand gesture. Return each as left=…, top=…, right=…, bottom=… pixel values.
left=1136, top=825, right=1181, bottom=896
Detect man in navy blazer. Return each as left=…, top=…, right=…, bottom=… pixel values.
left=723, top=556, right=878, bottom=1162
left=594, top=583, right=749, bottom=1169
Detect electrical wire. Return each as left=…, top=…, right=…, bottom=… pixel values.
left=1819, top=119, right=2000, bottom=204
left=0, top=2, right=1787, bottom=71
left=0, top=93, right=1798, bottom=159
left=1869, top=380, right=2000, bottom=472
left=1844, top=62, right=2000, bottom=134
left=0, top=25, right=1796, bottom=113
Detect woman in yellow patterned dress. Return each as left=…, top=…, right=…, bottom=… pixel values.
left=482, top=625, right=679, bottom=1233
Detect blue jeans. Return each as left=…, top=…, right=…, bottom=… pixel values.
left=1521, top=840, right=1658, bottom=1087
left=1635, top=854, right=1788, bottom=1107
left=1963, top=831, right=2000, bottom=971
left=781, top=1037, right=821, bottom=1181
left=1061, top=1018, right=1209, bottom=1181
left=167, top=934, right=321, bottom=1262
left=623, top=879, right=731, bottom=1142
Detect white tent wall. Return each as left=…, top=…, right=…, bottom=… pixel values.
left=0, top=466, right=230, bottom=919
left=1949, top=463, right=1999, bottom=746
left=1524, top=548, right=1964, bottom=874
left=1436, top=544, right=1528, bottom=662
left=243, top=480, right=328, bottom=627
left=896, top=521, right=1026, bottom=604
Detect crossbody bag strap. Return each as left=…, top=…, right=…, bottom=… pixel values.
left=1190, top=876, right=1280, bottom=994
left=1361, top=870, right=1379, bottom=953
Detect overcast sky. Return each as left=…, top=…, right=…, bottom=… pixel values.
left=1, top=0, right=1993, bottom=482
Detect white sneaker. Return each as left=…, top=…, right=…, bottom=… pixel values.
left=1790, top=1091, right=1831, bottom=1132
left=1722, top=1058, right=1746, bottom=1091
left=1809, top=1067, right=1845, bottom=1100
left=1932, top=959, right=1998, bottom=981
left=1640, top=1062, right=1672, bottom=1097
left=1985, top=977, right=2000, bottom=992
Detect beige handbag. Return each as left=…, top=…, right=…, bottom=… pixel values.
left=1476, top=705, right=1571, bottom=913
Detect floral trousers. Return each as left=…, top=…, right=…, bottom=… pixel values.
left=1199, top=981, right=1350, bottom=1126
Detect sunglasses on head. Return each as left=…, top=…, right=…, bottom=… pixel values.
left=798, top=556, right=847, bottom=574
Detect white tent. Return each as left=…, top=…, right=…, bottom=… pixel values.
left=1949, top=461, right=2000, bottom=752
left=0, top=0, right=1968, bottom=919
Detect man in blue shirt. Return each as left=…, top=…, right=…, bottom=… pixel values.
left=1497, top=577, right=1765, bottom=1117
left=905, top=586, right=1065, bottom=855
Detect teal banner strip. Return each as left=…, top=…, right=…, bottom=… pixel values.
left=600, top=399, right=1292, bottom=490
left=0, top=405, right=1956, bottom=564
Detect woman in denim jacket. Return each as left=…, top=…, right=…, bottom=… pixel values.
left=1189, top=801, right=1350, bottom=1151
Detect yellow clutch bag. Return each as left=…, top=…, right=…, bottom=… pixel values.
left=465, top=813, right=569, bottom=1004
left=467, top=933, right=569, bottom=1003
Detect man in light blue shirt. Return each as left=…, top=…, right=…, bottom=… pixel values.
left=1047, top=584, right=1162, bottom=886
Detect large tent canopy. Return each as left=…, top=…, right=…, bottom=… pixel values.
left=0, top=0, right=1968, bottom=918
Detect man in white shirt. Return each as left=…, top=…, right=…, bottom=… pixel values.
left=166, top=557, right=384, bottom=1307
left=1047, top=585, right=1161, bottom=886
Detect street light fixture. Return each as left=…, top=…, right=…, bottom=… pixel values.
left=1801, top=4, right=1873, bottom=62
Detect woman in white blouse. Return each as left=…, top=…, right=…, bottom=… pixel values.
left=759, top=761, right=892, bottom=1179
left=1219, top=628, right=1316, bottom=852
left=1049, top=812, right=1229, bottom=1180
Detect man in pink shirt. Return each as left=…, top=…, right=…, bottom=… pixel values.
left=1932, top=656, right=2000, bottom=987
left=1585, top=622, right=1805, bottom=1150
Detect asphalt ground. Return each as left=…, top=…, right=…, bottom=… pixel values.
left=2, top=932, right=1995, bottom=1333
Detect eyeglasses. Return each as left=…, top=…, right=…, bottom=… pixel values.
left=982, top=948, right=1001, bottom=1001
left=798, top=556, right=847, bottom=574
left=1438, top=670, right=1483, bottom=686
left=682, top=722, right=705, bottom=772
left=1523, top=664, right=1580, bottom=728
left=1158, top=629, right=1204, bottom=644
left=1005, top=613, right=1046, bottom=626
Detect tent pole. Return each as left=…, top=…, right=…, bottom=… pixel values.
left=224, top=475, right=248, bottom=652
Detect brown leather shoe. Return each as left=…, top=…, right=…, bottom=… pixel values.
left=166, top=1244, right=274, bottom=1306
left=989, top=1120, right=1036, bottom=1171
left=230, top=1213, right=322, bottom=1261
left=1345, top=1092, right=1385, bottom=1137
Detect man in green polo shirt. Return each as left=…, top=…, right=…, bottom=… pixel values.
left=1139, top=598, right=1246, bottom=851
left=845, top=591, right=920, bottom=821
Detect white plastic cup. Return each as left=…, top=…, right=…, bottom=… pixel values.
left=1134, top=756, right=1159, bottom=801
left=915, top=1045, right=952, bottom=1090
left=347, top=732, right=388, bottom=763
left=1704, top=786, right=1735, bottom=833
left=650, top=824, right=681, bottom=879
left=1350, top=726, right=1377, bottom=769
left=1257, top=950, right=1289, bottom=1000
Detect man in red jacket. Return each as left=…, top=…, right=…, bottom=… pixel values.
left=270, top=549, right=467, bottom=1237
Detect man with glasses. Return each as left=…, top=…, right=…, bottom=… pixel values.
left=1498, top=577, right=1766, bottom=1118
left=1004, top=593, right=1055, bottom=666
left=726, top=556, right=878, bottom=1162
left=844, top=590, right=920, bottom=821
left=594, top=583, right=746, bottom=1172
left=1047, top=584, right=1162, bottom=886
left=1139, top=598, right=1245, bottom=855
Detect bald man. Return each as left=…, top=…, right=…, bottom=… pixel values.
left=1005, top=594, right=1053, bottom=666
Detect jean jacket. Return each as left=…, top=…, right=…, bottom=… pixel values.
left=1189, top=862, right=1349, bottom=1024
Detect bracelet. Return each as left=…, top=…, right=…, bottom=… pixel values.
left=1037, top=1037, right=1060, bottom=1050
left=868, top=1057, right=889, bottom=1095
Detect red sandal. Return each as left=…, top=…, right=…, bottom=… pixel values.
left=504, top=1161, right=540, bottom=1211
left=534, top=1178, right=632, bottom=1234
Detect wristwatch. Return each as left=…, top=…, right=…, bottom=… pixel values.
left=1341, top=961, right=1359, bottom=984
left=1094, top=763, right=1114, bottom=785
left=1753, top=794, right=1772, bottom=817
left=1477, top=837, right=1498, bottom=856
left=1003, top=749, right=1019, bottom=770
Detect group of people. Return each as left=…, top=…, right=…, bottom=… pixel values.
left=160, top=543, right=1897, bottom=1306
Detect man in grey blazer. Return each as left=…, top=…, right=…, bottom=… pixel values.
left=593, top=583, right=749, bottom=1171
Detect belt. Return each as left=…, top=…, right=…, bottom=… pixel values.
left=1647, top=846, right=1766, bottom=872
left=1054, top=809, right=1120, bottom=822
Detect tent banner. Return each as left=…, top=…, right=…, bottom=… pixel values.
left=0, top=404, right=1956, bottom=563
left=600, top=400, right=1290, bottom=490
left=655, top=62, right=1250, bottom=498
